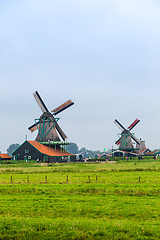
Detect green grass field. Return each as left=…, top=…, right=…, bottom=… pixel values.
left=0, top=159, right=160, bottom=239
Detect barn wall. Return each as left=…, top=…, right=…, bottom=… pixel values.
left=13, top=141, right=45, bottom=161
left=48, top=155, right=76, bottom=162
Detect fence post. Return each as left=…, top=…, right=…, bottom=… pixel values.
left=66, top=175, right=68, bottom=183
left=96, top=175, right=98, bottom=182
left=11, top=176, right=12, bottom=183
left=45, top=176, right=47, bottom=183
left=139, top=176, right=141, bottom=183
left=27, top=176, right=29, bottom=183
left=88, top=176, right=90, bottom=183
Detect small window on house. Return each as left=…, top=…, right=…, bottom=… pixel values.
left=25, top=149, right=29, bottom=153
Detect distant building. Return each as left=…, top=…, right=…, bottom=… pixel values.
left=112, top=149, right=139, bottom=157
left=136, top=141, right=146, bottom=151
left=112, top=139, right=152, bottom=158
left=0, top=154, right=11, bottom=160
left=12, top=140, right=76, bottom=162
left=94, top=154, right=101, bottom=160
left=144, top=150, right=160, bottom=157
left=139, top=148, right=151, bottom=155
left=100, top=153, right=111, bottom=159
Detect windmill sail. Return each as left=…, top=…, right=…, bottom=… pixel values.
left=28, top=122, right=39, bottom=132
left=55, top=122, right=67, bottom=141
left=128, top=119, right=140, bottom=131
left=33, top=91, right=49, bottom=113
left=52, top=100, right=74, bottom=115
left=114, top=119, right=125, bottom=131
left=130, top=134, right=140, bottom=145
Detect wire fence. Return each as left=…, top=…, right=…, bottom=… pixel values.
left=0, top=173, right=159, bottom=185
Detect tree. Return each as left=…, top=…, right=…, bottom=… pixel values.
left=79, top=147, right=86, bottom=153
left=67, top=143, right=78, bottom=154
left=7, top=143, right=20, bottom=156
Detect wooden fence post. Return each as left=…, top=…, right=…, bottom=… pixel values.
left=88, top=176, right=90, bottom=183
left=139, top=176, right=141, bottom=183
left=66, top=175, right=68, bottom=183
left=96, top=175, right=98, bottom=182
left=45, top=176, right=47, bottom=183
left=27, top=176, right=29, bottom=183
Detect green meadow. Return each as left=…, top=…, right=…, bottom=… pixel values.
left=0, top=159, right=160, bottom=239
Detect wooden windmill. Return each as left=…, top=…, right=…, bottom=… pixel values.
left=114, top=119, right=140, bottom=150
left=28, top=91, right=74, bottom=143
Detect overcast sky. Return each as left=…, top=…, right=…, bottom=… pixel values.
left=1, top=0, right=160, bottom=152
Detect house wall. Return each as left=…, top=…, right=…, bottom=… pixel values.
left=13, top=141, right=44, bottom=161
left=113, top=152, right=124, bottom=157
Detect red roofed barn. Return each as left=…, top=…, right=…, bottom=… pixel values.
left=12, top=141, right=76, bottom=162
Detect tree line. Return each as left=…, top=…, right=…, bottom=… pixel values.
left=67, top=143, right=105, bottom=156
left=5, top=142, right=105, bottom=157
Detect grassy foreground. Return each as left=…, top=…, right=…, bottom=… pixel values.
left=0, top=159, right=160, bottom=239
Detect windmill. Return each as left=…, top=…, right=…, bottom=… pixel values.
left=28, top=91, right=74, bottom=143
left=114, top=119, right=140, bottom=151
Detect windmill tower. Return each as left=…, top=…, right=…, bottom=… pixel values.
left=28, top=91, right=74, bottom=144
left=114, top=119, right=140, bottom=151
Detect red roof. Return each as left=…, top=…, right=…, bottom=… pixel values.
left=0, top=154, right=11, bottom=159
left=139, top=148, right=150, bottom=153
left=28, top=141, right=75, bottom=157
left=144, top=150, right=158, bottom=156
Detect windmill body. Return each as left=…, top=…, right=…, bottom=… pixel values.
left=114, top=119, right=140, bottom=151
left=36, top=112, right=60, bottom=142
left=119, top=130, right=134, bottom=150
left=28, top=91, right=74, bottom=145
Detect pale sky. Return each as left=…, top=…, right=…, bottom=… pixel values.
left=1, top=0, right=160, bottom=152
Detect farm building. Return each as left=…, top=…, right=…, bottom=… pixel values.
left=0, top=154, right=11, bottom=160
left=12, top=140, right=76, bottom=162
left=139, top=148, right=151, bottom=155
left=100, top=153, right=111, bottom=159
left=94, top=153, right=111, bottom=160
left=112, top=150, right=139, bottom=157
left=144, top=150, right=160, bottom=157
left=112, top=146, right=151, bottom=158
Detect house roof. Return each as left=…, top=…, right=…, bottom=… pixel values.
left=94, top=154, right=101, bottom=157
left=28, top=141, right=75, bottom=157
left=139, top=148, right=150, bottom=153
left=0, top=154, right=11, bottom=159
left=100, top=153, right=112, bottom=157
left=112, top=150, right=139, bottom=156
left=144, top=150, right=160, bottom=156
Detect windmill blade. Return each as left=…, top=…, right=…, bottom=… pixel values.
left=128, top=119, right=140, bottom=131
left=115, top=137, right=121, bottom=145
left=55, top=122, right=67, bottom=141
left=114, top=119, right=126, bottom=131
left=28, top=122, right=39, bottom=132
left=52, top=99, right=74, bottom=115
left=33, top=91, right=49, bottom=113
left=130, top=134, right=141, bottom=145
